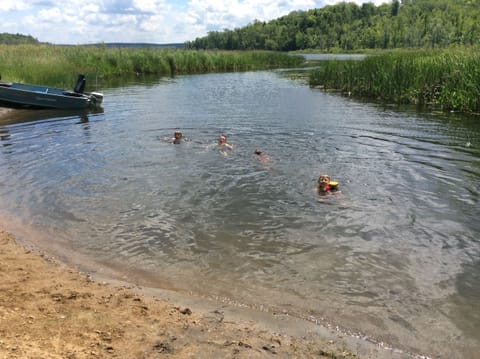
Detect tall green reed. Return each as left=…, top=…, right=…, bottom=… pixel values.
left=309, top=47, right=480, bottom=113
left=0, top=45, right=303, bottom=90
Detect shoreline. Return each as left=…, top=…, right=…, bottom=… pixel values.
left=0, top=228, right=410, bottom=358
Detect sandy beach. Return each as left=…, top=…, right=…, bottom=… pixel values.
left=0, top=229, right=361, bottom=359
left=0, top=228, right=413, bottom=359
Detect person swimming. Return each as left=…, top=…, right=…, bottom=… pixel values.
left=173, top=131, right=183, bottom=144
left=218, top=134, right=233, bottom=149
left=254, top=148, right=270, bottom=162
left=317, top=174, right=339, bottom=194
left=217, top=134, right=233, bottom=156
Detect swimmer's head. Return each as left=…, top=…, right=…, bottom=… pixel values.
left=174, top=131, right=182, bottom=139
left=218, top=134, right=227, bottom=144
left=254, top=149, right=262, bottom=155
left=318, top=174, right=331, bottom=185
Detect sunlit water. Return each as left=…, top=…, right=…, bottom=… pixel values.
left=1, top=71, right=479, bottom=358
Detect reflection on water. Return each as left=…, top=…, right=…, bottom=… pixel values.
left=0, top=108, right=102, bottom=151
left=0, top=107, right=103, bottom=126
left=0, top=71, right=479, bottom=358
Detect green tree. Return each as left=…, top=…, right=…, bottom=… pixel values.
left=185, top=0, right=480, bottom=51
left=0, top=33, right=40, bottom=45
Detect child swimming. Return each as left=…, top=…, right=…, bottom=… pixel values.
left=317, top=174, right=339, bottom=194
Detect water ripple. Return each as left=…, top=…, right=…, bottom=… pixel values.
left=1, top=72, right=480, bottom=358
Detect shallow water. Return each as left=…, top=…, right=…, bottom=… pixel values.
left=1, top=71, right=479, bottom=358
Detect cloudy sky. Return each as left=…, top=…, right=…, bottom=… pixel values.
left=0, top=0, right=388, bottom=45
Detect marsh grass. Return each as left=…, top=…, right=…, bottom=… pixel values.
left=0, top=44, right=303, bottom=90
left=309, top=47, right=480, bottom=113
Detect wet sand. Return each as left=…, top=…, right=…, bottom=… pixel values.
left=0, top=228, right=413, bottom=359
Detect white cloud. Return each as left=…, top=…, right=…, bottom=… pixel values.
left=134, top=0, right=162, bottom=13
left=0, top=1, right=29, bottom=12
left=0, top=0, right=390, bottom=44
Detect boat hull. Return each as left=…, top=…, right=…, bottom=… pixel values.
left=0, top=82, right=103, bottom=110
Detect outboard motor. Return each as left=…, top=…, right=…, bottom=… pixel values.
left=73, top=74, right=86, bottom=93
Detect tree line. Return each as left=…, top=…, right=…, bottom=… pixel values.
left=0, top=33, right=39, bottom=45
left=185, top=0, right=480, bottom=51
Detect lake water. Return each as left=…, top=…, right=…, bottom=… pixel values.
left=1, top=70, right=479, bottom=358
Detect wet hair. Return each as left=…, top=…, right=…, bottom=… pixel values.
left=254, top=149, right=262, bottom=155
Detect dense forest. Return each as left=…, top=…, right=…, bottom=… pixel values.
left=0, top=33, right=39, bottom=45
left=185, top=0, right=480, bottom=51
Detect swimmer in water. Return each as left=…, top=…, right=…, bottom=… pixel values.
left=172, top=131, right=183, bottom=144
left=218, top=134, right=233, bottom=156
left=254, top=148, right=270, bottom=162
left=218, top=134, right=233, bottom=149
left=317, top=174, right=339, bottom=194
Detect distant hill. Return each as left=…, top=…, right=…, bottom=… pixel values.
left=0, top=34, right=184, bottom=48
left=0, top=33, right=40, bottom=45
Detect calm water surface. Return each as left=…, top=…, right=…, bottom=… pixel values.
left=1, top=71, right=479, bottom=358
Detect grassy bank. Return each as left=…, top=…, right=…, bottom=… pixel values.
left=309, top=47, right=480, bottom=114
left=0, top=44, right=303, bottom=90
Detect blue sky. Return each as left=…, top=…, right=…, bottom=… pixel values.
left=0, top=0, right=388, bottom=45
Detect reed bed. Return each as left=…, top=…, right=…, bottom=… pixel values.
left=0, top=44, right=303, bottom=90
left=309, top=48, right=480, bottom=113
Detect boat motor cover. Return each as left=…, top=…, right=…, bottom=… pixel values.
left=74, top=74, right=86, bottom=93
